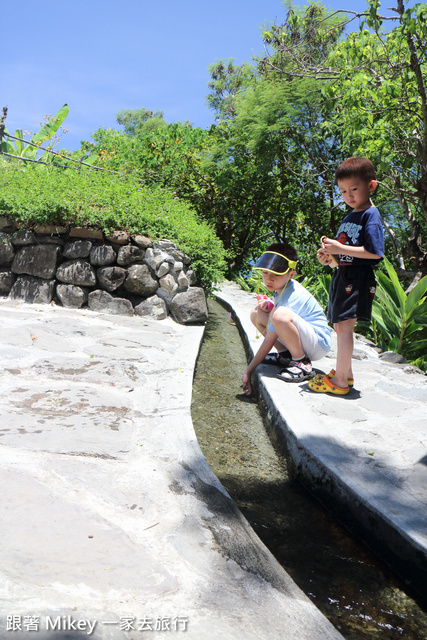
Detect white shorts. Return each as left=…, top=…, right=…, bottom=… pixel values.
left=278, top=312, right=329, bottom=362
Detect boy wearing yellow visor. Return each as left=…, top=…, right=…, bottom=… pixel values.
left=242, top=242, right=331, bottom=395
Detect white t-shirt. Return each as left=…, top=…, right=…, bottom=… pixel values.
left=267, top=279, right=331, bottom=351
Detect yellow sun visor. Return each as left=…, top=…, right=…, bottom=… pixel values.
left=253, top=251, right=297, bottom=275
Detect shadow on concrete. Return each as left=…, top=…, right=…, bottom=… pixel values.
left=254, top=365, right=363, bottom=399
left=264, top=421, right=427, bottom=604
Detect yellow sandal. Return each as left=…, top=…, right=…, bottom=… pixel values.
left=313, top=369, right=354, bottom=387
left=308, top=374, right=350, bottom=396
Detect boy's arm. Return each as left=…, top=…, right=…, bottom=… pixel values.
left=322, top=237, right=382, bottom=260
left=242, top=331, right=277, bottom=395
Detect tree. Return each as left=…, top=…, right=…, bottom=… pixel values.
left=228, top=3, right=347, bottom=258
left=88, top=107, right=301, bottom=275
left=116, top=107, right=167, bottom=136
left=88, top=4, right=348, bottom=277
left=203, top=53, right=336, bottom=274
left=206, top=59, right=254, bottom=121
left=323, top=0, right=427, bottom=286
left=257, top=0, right=427, bottom=287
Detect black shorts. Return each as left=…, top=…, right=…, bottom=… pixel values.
left=327, top=265, right=377, bottom=324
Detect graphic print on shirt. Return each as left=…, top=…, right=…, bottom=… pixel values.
left=336, top=221, right=363, bottom=264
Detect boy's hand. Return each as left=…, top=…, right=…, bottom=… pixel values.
left=242, top=371, right=252, bottom=396
left=317, top=248, right=333, bottom=265
left=258, top=299, right=274, bottom=312
left=322, top=236, right=341, bottom=254
left=256, top=294, right=274, bottom=312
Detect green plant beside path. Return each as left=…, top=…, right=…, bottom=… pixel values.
left=0, top=162, right=226, bottom=292
left=372, top=258, right=427, bottom=365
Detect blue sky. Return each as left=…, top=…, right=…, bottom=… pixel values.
left=1, top=0, right=403, bottom=153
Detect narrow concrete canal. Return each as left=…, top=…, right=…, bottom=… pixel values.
left=191, top=299, right=427, bottom=640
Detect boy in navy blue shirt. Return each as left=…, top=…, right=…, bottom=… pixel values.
left=309, top=157, right=384, bottom=396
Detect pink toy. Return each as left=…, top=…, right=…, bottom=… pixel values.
left=256, top=294, right=274, bottom=311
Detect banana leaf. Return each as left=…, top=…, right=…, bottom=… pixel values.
left=1, top=127, right=17, bottom=154
left=20, top=104, right=69, bottom=161
left=14, top=129, right=25, bottom=156
left=39, top=150, right=53, bottom=164
left=22, top=144, right=39, bottom=161
left=30, top=104, right=69, bottom=145
left=1, top=137, right=17, bottom=154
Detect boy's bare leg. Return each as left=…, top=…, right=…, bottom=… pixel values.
left=250, top=306, right=269, bottom=334
left=269, top=307, right=304, bottom=360
left=250, top=307, right=284, bottom=351
left=332, top=319, right=356, bottom=388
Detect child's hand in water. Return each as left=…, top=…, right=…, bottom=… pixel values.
left=242, top=371, right=252, bottom=396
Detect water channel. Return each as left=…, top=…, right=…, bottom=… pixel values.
left=191, top=299, right=427, bottom=640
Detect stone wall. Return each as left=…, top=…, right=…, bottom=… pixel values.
left=0, top=218, right=208, bottom=324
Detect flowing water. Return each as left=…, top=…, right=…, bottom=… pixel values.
left=191, top=299, right=427, bottom=640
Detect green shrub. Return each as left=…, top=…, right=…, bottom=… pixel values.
left=0, top=161, right=226, bottom=291
left=371, top=258, right=427, bottom=362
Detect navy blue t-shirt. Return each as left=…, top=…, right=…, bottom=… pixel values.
left=336, top=206, right=384, bottom=266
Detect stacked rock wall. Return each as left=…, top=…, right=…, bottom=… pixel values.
left=0, top=219, right=208, bottom=324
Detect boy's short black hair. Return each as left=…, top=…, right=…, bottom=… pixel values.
left=265, top=242, right=298, bottom=264
left=335, top=157, right=376, bottom=183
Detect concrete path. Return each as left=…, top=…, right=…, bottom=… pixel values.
left=0, top=298, right=343, bottom=640
left=216, top=281, right=427, bottom=602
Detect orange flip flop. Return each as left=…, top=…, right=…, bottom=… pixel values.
left=308, top=374, right=350, bottom=395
